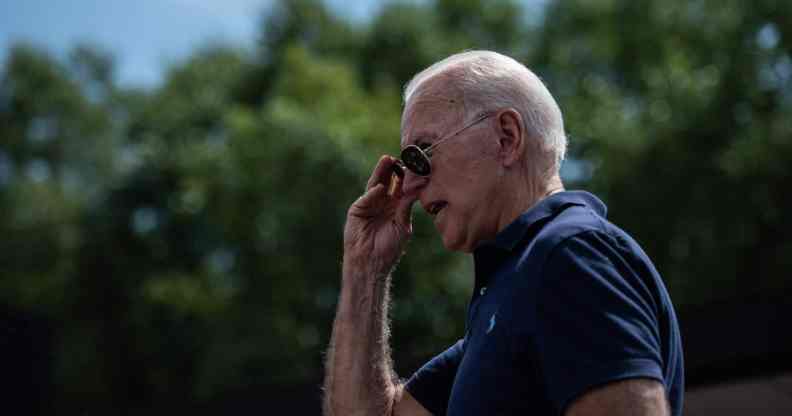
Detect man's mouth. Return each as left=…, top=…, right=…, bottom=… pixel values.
left=427, top=201, right=448, bottom=217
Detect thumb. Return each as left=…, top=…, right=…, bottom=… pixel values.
left=395, top=192, right=417, bottom=235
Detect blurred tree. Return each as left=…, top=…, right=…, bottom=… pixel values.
left=534, top=0, right=792, bottom=305
left=0, top=44, right=115, bottom=314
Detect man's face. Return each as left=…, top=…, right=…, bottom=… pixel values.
left=400, top=91, right=505, bottom=253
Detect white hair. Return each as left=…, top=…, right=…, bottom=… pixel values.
left=403, top=50, right=567, bottom=177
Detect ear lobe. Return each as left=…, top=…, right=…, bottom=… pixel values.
left=496, top=109, right=525, bottom=168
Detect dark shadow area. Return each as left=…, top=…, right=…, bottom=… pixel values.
left=0, top=305, right=52, bottom=415
left=681, top=292, right=792, bottom=388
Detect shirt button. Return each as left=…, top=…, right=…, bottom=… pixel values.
left=480, top=287, right=487, bottom=296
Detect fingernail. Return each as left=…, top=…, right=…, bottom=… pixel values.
left=388, top=173, right=400, bottom=196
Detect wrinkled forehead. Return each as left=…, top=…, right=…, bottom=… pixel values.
left=400, top=87, right=465, bottom=149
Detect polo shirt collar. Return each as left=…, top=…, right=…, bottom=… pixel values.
left=480, top=190, right=607, bottom=253
left=471, top=190, right=606, bottom=292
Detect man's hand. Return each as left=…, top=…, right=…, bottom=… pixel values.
left=344, top=155, right=417, bottom=275
left=324, top=155, right=427, bottom=416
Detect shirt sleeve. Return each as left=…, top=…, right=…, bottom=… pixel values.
left=535, top=230, right=665, bottom=415
left=404, top=338, right=465, bottom=416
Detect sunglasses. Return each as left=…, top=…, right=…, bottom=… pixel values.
left=394, top=113, right=493, bottom=177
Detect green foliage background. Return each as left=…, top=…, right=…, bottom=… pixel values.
left=1, top=0, right=790, bottom=413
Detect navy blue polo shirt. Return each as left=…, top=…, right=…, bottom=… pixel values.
left=405, top=191, right=684, bottom=415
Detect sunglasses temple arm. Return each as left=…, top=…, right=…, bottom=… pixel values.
left=425, top=113, right=491, bottom=154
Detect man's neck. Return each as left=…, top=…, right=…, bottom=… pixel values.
left=497, top=174, right=564, bottom=236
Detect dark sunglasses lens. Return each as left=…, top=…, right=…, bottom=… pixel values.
left=401, top=146, right=431, bottom=176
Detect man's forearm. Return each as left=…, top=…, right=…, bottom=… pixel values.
left=323, top=263, right=398, bottom=416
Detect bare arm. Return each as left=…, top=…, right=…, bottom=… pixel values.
left=565, top=378, right=670, bottom=416
left=322, top=264, right=397, bottom=416
left=323, top=156, right=431, bottom=416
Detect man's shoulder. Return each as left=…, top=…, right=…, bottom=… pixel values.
left=522, top=201, right=648, bottom=271
left=532, top=201, right=610, bottom=251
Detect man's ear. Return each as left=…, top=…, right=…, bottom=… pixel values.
left=494, top=108, right=525, bottom=168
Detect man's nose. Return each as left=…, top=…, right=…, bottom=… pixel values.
left=401, top=170, right=429, bottom=196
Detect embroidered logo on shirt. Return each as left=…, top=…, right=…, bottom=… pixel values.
left=486, top=312, right=497, bottom=334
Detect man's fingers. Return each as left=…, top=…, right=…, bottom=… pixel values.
left=395, top=190, right=417, bottom=233
left=351, top=183, right=387, bottom=215
left=366, top=155, right=397, bottom=191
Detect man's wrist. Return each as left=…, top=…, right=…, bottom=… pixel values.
left=342, top=256, right=391, bottom=282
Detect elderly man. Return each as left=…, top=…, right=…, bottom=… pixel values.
left=323, top=51, right=684, bottom=416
